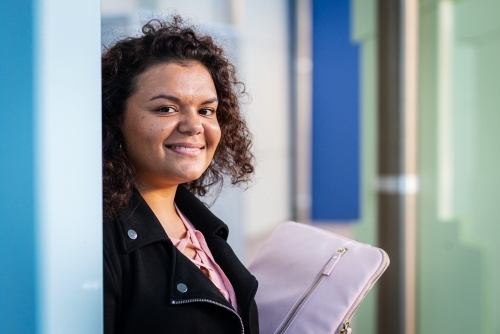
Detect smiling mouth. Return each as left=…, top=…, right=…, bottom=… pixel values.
left=165, top=145, right=204, bottom=155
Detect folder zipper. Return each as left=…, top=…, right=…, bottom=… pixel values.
left=275, top=247, right=348, bottom=334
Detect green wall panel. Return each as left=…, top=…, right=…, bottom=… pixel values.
left=417, top=0, right=500, bottom=333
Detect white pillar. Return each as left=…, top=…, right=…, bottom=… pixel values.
left=36, top=0, right=102, bottom=332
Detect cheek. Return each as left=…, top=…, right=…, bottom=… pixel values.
left=129, top=117, right=164, bottom=140
left=208, top=122, right=222, bottom=146
left=122, top=121, right=164, bottom=161
left=124, top=124, right=150, bottom=148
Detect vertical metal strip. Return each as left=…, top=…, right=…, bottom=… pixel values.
left=377, top=0, right=419, bottom=333
left=403, top=1, right=419, bottom=333
left=376, top=0, right=405, bottom=333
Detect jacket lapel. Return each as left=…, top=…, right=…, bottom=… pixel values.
left=174, top=186, right=258, bottom=315
left=116, top=186, right=257, bottom=314
left=117, top=187, right=237, bottom=308
left=117, top=191, right=169, bottom=254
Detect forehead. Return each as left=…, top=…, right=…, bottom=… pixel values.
left=133, top=61, right=217, bottom=100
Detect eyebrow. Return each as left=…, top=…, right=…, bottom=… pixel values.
left=148, top=94, right=218, bottom=105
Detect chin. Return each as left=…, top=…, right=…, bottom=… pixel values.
left=175, top=171, right=207, bottom=185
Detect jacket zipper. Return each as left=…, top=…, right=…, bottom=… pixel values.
left=172, top=298, right=244, bottom=334
left=275, top=247, right=348, bottom=334
left=337, top=254, right=390, bottom=334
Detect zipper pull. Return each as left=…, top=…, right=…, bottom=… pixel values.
left=339, top=321, right=351, bottom=334
left=323, top=247, right=348, bottom=275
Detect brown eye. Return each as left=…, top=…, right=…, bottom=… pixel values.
left=199, top=108, right=214, bottom=116
left=156, top=106, right=176, bottom=114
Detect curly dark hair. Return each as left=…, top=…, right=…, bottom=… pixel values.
left=102, top=16, right=254, bottom=219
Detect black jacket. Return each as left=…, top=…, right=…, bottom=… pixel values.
left=104, top=186, right=259, bottom=334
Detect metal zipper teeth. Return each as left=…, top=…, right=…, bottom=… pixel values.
left=276, top=247, right=348, bottom=334
left=336, top=255, right=390, bottom=334
left=172, top=298, right=244, bottom=334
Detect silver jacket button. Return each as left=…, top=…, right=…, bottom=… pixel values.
left=127, top=229, right=138, bottom=240
left=177, top=283, right=188, bottom=293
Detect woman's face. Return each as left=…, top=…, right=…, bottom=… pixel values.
left=121, top=61, right=221, bottom=189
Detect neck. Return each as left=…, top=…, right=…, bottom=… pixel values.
left=135, top=182, right=185, bottom=237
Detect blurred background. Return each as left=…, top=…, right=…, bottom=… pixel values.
left=1, top=0, right=499, bottom=333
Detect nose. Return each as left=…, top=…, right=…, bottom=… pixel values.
left=177, top=110, right=203, bottom=135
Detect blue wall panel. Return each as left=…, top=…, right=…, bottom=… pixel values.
left=312, top=0, right=360, bottom=221
left=0, top=0, right=37, bottom=332
left=1, top=1, right=103, bottom=332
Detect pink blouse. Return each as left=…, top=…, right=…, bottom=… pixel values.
left=170, top=206, right=239, bottom=314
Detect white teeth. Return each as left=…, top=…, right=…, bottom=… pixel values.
left=169, top=146, right=200, bottom=152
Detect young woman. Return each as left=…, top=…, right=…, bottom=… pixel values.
left=102, top=17, right=258, bottom=334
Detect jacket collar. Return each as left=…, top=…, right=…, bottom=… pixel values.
left=116, top=185, right=229, bottom=254
left=173, top=187, right=258, bottom=315
left=114, top=185, right=258, bottom=322
left=174, top=185, right=229, bottom=240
